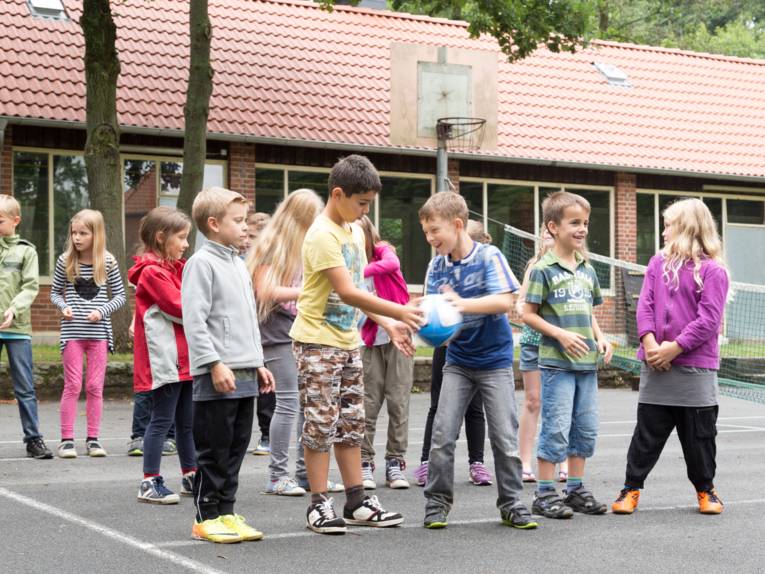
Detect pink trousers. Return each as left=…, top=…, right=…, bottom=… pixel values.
left=60, top=339, right=108, bottom=439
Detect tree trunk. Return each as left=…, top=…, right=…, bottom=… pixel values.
left=80, top=0, right=131, bottom=352
left=598, top=0, right=609, bottom=34
left=177, top=0, right=214, bottom=251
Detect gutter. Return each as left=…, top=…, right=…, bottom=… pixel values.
left=4, top=115, right=765, bottom=185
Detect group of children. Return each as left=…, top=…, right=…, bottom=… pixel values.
left=0, top=152, right=729, bottom=542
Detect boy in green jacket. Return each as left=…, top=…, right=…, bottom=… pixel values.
left=0, top=194, right=52, bottom=459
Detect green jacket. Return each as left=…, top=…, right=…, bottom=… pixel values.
left=0, top=234, right=39, bottom=335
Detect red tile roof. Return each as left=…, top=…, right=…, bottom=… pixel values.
left=2, top=0, right=765, bottom=179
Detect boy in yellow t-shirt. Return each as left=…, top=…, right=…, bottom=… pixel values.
left=290, top=155, right=422, bottom=535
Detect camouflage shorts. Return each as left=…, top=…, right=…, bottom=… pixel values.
left=293, top=342, right=364, bottom=452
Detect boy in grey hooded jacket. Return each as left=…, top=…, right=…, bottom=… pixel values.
left=182, top=187, right=274, bottom=543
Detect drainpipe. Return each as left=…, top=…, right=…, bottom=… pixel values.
left=0, top=119, right=6, bottom=193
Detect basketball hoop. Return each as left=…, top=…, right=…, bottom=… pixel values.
left=436, top=117, right=487, bottom=152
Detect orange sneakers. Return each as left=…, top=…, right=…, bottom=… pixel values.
left=612, top=488, right=640, bottom=514
left=697, top=489, right=724, bottom=514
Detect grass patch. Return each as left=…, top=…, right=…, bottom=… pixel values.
left=415, top=346, right=435, bottom=358
left=31, top=345, right=133, bottom=363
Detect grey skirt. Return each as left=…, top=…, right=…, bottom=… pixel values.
left=638, top=363, right=718, bottom=407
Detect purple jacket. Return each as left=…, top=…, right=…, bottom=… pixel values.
left=636, top=254, right=729, bottom=369
left=361, top=243, right=409, bottom=347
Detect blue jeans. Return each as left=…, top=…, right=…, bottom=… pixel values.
left=0, top=339, right=42, bottom=443
left=537, top=368, right=599, bottom=463
left=424, top=365, right=523, bottom=515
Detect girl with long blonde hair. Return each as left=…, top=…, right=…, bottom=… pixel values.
left=50, top=209, right=126, bottom=458
left=613, top=198, right=729, bottom=515
left=246, top=189, right=330, bottom=496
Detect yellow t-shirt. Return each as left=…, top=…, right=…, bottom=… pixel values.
left=289, top=215, right=367, bottom=350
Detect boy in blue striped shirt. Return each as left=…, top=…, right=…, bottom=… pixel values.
left=419, top=192, right=536, bottom=530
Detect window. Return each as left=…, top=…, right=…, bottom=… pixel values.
left=576, top=188, right=612, bottom=287
left=460, top=181, right=483, bottom=221
left=254, top=168, right=284, bottom=214
left=13, top=152, right=50, bottom=275
left=727, top=199, right=765, bottom=225
left=288, top=171, right=328, bottom=203
left=53, top=155, right=89, bottom=260
left=29, top=0, right=67, bottom=20
left=636, top=193, right=655, bottom=265
left=379, top=177, right=432, bottom=284
left=12, top=150, right=226, bottom=277
left=703, top=197, right=723, bottom=235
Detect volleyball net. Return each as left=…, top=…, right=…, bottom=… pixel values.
left=497, top=221, right=765, bottom=404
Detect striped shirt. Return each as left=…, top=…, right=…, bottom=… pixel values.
left=50, top=255, right=127, bottom=352
left=424, top=242, right=518, bottom=370
left=525, top=250, right=602, bottom=371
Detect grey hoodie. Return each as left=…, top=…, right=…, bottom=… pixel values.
left=181, top=240, right=264, bottom=399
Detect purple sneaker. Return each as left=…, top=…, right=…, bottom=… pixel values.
left=469, top=462, right=493, bottom=486
left=413, top=461, right=429, bottom=487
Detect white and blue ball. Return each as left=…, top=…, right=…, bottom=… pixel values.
left=417, top=294, right=463, bottom=347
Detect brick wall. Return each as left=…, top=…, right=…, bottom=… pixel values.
left=1, top=124, right=12, bottom=196
left=611, top=172, right=638, bottom=339
left=31, top=285, right=137, bottom=333
left=229, top=142, right=256, bottom=202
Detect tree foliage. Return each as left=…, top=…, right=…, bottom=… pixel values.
left=597, top=0, right=765, bottom=58
left=342, top=0, right=596, bottom=61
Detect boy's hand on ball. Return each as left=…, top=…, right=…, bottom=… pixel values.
left=257, top=366, right=275, bottom=393
left=398, top=303, right=425, bottom=332
left=439, top=286, right=465, bottom=313
left=211, top=362, right=237, bottom=393
left=556, top=329, right=590, bottom=358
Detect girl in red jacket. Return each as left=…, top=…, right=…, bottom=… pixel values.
left=131, top=207, right=196, bottom=504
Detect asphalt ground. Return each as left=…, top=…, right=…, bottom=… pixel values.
left=1, top=389, right=763, bottom=574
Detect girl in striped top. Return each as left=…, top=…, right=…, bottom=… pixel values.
left=50, top=209, right=126, bottom=458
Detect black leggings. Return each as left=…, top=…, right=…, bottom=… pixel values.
left=420, top=345, right=486, bottom=464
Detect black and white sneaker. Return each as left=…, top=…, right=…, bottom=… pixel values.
left=181, top=471, right=195, bottom=496
left=344, top=495, right=404, bottom=528
left=306, top=497, right=347, bottom=535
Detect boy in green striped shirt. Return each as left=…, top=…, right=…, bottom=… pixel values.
left=523, top=191, right=612, bottom=519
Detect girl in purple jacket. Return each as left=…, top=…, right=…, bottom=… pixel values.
left=612, top=198, right=729, bottom=516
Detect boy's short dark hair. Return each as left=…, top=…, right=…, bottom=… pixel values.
left=329, top=155, right=382, bottom=197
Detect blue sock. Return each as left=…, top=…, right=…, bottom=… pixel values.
left=566, top=476, right=583, bottom=494
left=537, top=480, right=555, bottom=493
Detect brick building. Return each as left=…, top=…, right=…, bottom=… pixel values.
left=2, top=0, right=765, bottom=340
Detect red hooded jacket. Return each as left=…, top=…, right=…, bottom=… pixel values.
left=129, top=254, right=191, bottom=392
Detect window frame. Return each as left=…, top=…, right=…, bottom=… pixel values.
left=254, top=163, right=436, bottom=291
left=12, top=146, right=228, bottom=283
left=460, top=176, right=616, bottom=294
left=637, top=188, right=765, bottom=256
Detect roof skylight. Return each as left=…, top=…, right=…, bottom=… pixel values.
left=28, top=0, right=68, bottom=20
left=593, top=62, right=630, bottom=88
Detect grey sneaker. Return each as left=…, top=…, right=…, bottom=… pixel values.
left=162, top=438, right=177, bottom=456
left=361, top=462, right=376, bottom=490
left=385, top=459, right=410, bottom=489
left=127, top=437, right=143, bottom=456
left=424, top=507, right=448, bottom=529
left=564, top=486, right=608, bottom=515
left=532, top=490, right=574, bottom=519
left=501, top=504, right=539, bottom=529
